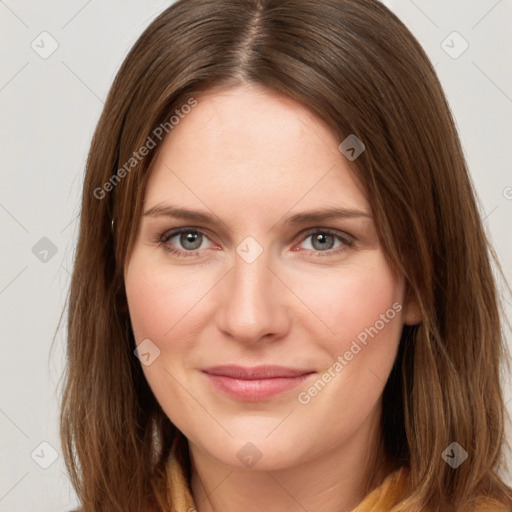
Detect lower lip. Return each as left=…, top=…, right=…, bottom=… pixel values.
left=204, top=373, right=314, bottom=401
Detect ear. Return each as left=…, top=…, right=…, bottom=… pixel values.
left=402, top=287, right=422, bottom=326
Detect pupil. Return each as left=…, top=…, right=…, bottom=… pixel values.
left=181, top=232, right=201, bottom=250
left=312, top=233, right=334, bottom=251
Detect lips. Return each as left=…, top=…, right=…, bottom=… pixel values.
left=202, top=365, right=313, bottom=379
left=201, top=365, right=315, bottom=401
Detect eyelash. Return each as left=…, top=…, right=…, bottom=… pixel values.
left=154, top=227, right=355, bottom=258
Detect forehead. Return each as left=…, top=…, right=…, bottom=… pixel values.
left=143, top=85, right=369, bottom=219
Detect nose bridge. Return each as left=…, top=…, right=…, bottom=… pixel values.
left=216, top=247, right=288, bottom=342
left=233, top=252, right=270, bottom=303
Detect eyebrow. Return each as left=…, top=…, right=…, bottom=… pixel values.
left=144, top=204, right=221, bottom=224
left=282, top=207, right=372, bottom=225
left=143, top=204, right=372, bottom=227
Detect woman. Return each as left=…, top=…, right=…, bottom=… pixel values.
left=60, top=0, right=512, bottom=510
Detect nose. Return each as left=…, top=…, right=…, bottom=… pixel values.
left=215, top=249, right=290, bottom=345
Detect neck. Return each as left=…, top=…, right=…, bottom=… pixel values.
left=189, top=404, right=394, bottom=512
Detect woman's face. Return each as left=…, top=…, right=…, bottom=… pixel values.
left=124, top=85, right=417, bottom=470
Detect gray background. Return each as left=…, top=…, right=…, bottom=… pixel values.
left=1, top=1, right=511, bottom=511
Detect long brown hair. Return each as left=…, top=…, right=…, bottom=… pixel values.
left=60, top=0, right=512, bottom=510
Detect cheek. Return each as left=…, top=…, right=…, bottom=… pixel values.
left=124, top=253, right=214, bottom=429
left=125, top=253, right=215, bottom=345
left=288, top=258, right=404, bottom=351
left=337, top=268, right=403, bottom=351
left=292, top=258, right=404, bottom=430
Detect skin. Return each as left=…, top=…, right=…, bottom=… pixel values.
left=124, top=84, right=420, bottom=512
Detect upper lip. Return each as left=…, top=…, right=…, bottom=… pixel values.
left=202, top=365, right=315, bottom=379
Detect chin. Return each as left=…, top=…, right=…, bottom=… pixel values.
left=189, top=426, right=313, bottom=471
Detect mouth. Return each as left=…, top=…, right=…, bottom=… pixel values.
left=201, top=365, right=316, bottom=401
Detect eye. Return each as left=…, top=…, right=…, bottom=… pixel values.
left=171, top=230, right=206, bottom=250
left=295, top=229, right=354, bottom=255
left=156, top=228, right=216, bottom=256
